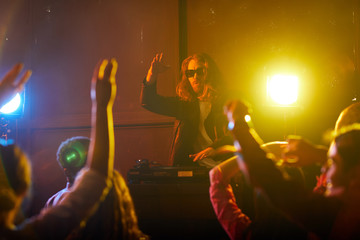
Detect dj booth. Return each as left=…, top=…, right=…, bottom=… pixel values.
left=127, top=166, right=229, bottom=240
left=127, top=166, right=210, bottom=184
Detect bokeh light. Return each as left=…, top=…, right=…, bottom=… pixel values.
left=267, top=74, right=299, bottom=106
left=0, top=93, right=21, bottom=114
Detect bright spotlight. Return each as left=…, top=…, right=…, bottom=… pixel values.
left=267, top=74, right=298, bottom=106
left=0, top=91, right=25, bottom=117
left=1, top=94, right=21, bottom=114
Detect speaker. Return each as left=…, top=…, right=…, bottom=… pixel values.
left=129, top=182, right=229, bottom=240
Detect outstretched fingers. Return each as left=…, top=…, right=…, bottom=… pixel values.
left=2, top=63, right=23, bottom=86
left=0, top=63, right=31, bottom=108
left=14, top=69, right=32, bottom=92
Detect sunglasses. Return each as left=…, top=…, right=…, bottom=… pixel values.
left=185, top=67, right=205, bottom=78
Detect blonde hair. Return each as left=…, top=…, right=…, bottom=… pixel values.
left=66, top=170, right=147, bottom=239
left=335, top=102, right=360, bottom=131
left=113, top=170, right=147, bottom=240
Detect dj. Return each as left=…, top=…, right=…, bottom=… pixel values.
left=140, top=53, right=233, bottom=167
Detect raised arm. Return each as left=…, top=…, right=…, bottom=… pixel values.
left=140, top=53, right=181, bottom=117
left=282, top=136, right=328, bottom=167
left=87, top=59, right=117, bottom=178
left=209, top=156, right=251, bottom=240
left=224, top=100, right=339, bottom=239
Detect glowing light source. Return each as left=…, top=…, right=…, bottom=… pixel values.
left=61, top=142, right=87, bottom=168
left=0, top=93, right=21, bottom=114
left=267, top=74, right=299, bottom=106
left=245, top=114, right=251, bottom=122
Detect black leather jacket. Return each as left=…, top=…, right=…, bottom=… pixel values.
left=140, top=80, right=232, bottom=166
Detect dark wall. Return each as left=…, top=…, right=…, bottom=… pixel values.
left=1, top=0, right=179, bottom=215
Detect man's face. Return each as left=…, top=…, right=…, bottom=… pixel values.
left=326, top=141, right=345, bottom=196
left=187, top=59, right=206, bottom=96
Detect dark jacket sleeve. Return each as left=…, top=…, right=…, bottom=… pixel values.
left=140, top=79, right=182, bottom=118
left=211, top=134, right=234, bottom=149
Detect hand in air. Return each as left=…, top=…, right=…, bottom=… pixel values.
left=0, top=63, right=31, bottom=108
left=146, top=53, right=170, bottom=83
left=91, top=59, right=118, bottom=108
left=190, top=147, right=215, bottom=162
left=223, top=100, right=250, bottom=130
left=261, top=141, right=288, bottom=161
left=281, top=136, right=328, bottom=167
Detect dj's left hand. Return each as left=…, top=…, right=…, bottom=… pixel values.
left=190, top=147, right=215, bottom=162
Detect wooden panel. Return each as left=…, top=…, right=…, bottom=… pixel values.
left=0, top=0, right=181, bottom=216
left=27, top=0, right=179, bottom=126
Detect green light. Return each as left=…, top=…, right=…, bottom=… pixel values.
left=65, top=150, right=78, bottom=165
left=61, top=142, right=87, bottom=168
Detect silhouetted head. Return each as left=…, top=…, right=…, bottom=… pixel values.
left=56, top=136, right=90, bottom=185
left=335, top=102, right=360, bottom=132
left=327, top=127, right=360, bottom=196
left=0, top=141, right=31, bottom=227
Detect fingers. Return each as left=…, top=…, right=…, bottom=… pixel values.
left=281, top=157, right=299, bottom=166
left=224, top=100, right=250, bottom=124
left=282, top=150, right=298, bottom=162
left=96, top=58, right=117, bottom=83
left=1, top=63, right=31, bottom=92
left=154, top=53, right=164, bottom=62
left=190, top=153, right=203, bottom=162
left=109, top=58, right=118, bottom=84
left=191, top=148, right=214, bottom=162
left=93, top=59, right=104, bottom=83
left=15, top=70, right=32, bottom=92
left=102, top=60, right=113, bottom=81
left=98, top=59, right=109, bottom=80
left=2, top=63, right=24, bottom=86
left=90, top=58, right=118, bottom=107
left=224, top=101, right=234, bottom=120
left=192, top=153, right=204, bottom=162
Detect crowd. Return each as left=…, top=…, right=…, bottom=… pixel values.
left=0, top=51, right=359, bottom=240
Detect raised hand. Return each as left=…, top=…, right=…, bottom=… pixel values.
left=0, top=63, right=31, bottom=108
left=261, top=141, right=288, bottom=161
left=146, top=53, right=170, bottom=84
left=224, top=100, right=250, bottom=130
left=91, top=59, right=117, bottom=108
left=88, top=59, right=117, bottom=178
left=281, top=136, right=328, bottom=167
left=190, top=147, right=215, bottom=162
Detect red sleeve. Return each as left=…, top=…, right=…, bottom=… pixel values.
left=209, top=167, right=251, bottom=240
